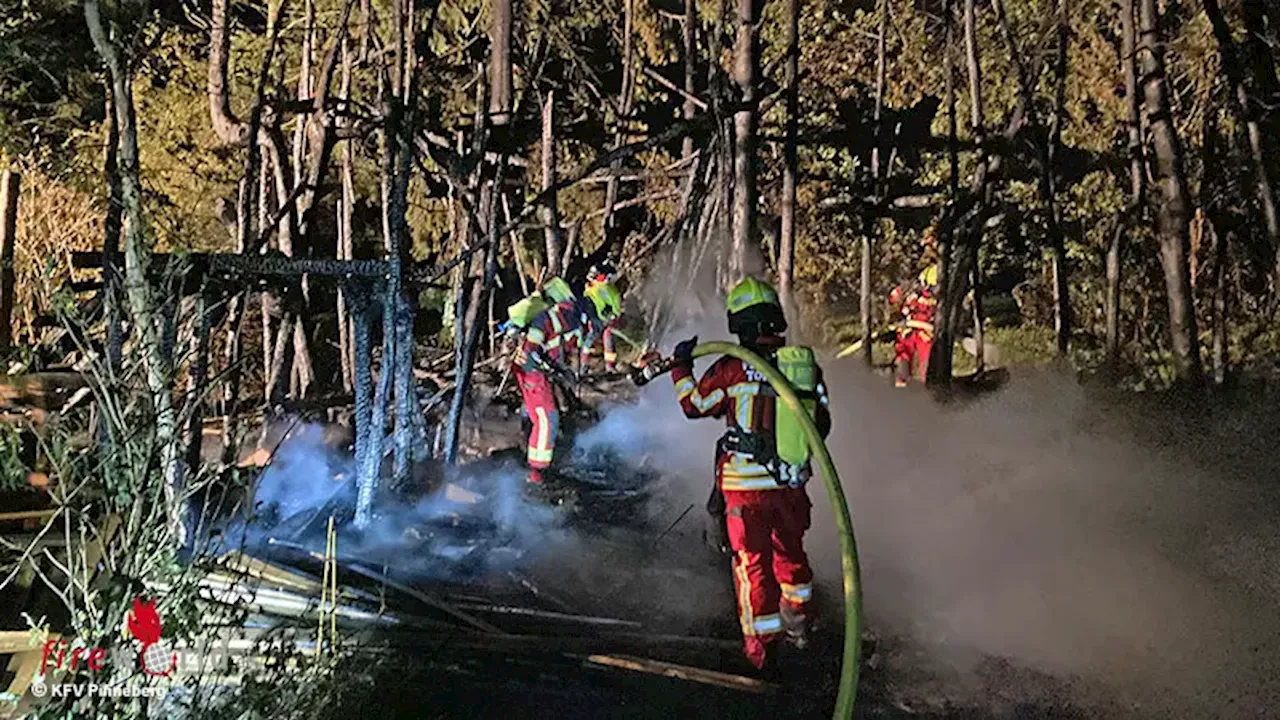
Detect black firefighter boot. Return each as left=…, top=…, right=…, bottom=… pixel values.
left=780, top=603, right=812, bottom=651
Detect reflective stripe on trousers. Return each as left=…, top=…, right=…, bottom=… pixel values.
left=723, top=487, right=814, bottom=669
left=515, top=367, right=558, bottom=469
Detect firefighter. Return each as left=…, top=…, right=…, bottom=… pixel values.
left=668, top=277, right=831, bottom=670
left=583, top=263, right=621, bottom=372
left=513, top=279, right=623, bottom=486
left=888, top=227, right=940, bottom=387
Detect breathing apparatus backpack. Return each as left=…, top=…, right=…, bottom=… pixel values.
left=771, top=345, right=819, bottom=487
left=506, top=293, right=550, bottom=330
left=715, top=344, right=821, bottom=488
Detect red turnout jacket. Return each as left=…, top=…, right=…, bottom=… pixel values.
left=671, top=337, right=831, bottom=492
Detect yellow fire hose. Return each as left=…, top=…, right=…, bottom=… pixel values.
left=689, top=342, right=863, bottom=718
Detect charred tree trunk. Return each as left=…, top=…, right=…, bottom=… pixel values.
left=933, top=0, right=986, bottom=387
left=730, top=0, right=760, bottom=278
left=444, top=66, right=492, bottom=466
left=85, top=0, right=186, bottom=542
left=928, top=0, right=958, bottom=386
left=778, top=0, right=799, bottom=320
left=1137, top=0, right=1203, bottom=386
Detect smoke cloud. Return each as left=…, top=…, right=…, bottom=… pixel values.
left=586, top=292, right=1280, bottom=716
left=808, top=367, right=1280, bottom=716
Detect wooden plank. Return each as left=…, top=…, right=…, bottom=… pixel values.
left=582, top=654, right=776, bottom=694
left=4, top=632, right=57, bottom=710
left=0, top=630, right=41, bottom=654
left=0, top=510, right=57, bottom=523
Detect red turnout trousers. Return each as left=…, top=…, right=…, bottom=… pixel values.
left=724, top=487, right=814, bottom=668
left=515, top=368, right=558, bottom=470
left=894, top=330, right=933, bottom=386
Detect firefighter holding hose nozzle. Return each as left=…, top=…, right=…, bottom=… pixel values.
left=659, top=277, right=832, bottom=672
left=511, top=279, right=623, bottom=488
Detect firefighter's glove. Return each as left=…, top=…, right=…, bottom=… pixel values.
left=673, top=336, right=698, bottom=368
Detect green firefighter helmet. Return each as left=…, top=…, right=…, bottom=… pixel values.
left=585, top=279, right=622, bottom=321
left=726, top=276, right=787, bottom=338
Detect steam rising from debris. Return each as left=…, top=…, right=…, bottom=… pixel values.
left=223, top=423, right=568, bottom=580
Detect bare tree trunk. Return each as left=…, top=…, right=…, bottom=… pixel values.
left=185, top=288, right=213, bottom=474
left=101, top=85, right=124, bottom=373
left=337, top=38, right=356, bottom=394
left=1137, top=0, right=1203, bottom=386
left=730, top=0, right=760, bottom=278
left=445, top=171, right=503, bottom=465
left=928, top=0, right=958, bottom=385
left=86, top=0, right=186, bottom=542
left=1110, top=0, right=1144, bottom=375
left=861, top=0, right=887, bottom=368
left=778, top=0, right=799, bottom=320
left=541, top=91, right=562, bottom=277
left=288, top=0, right=315, bottom=400
left=444, top=66, right=492, bottom=466
left=0, top=171, right=17, bottom=353
left=1047, top=1, right=1070, bottom=355
left=1203, top=0, right=1280, bottom=295
left=972, top=262, right=985, bottom=372
left=682, top=0, right=698, bottom=162
left=933, top=0, right=986, bottom=387
left=1212, top=223, right=1228, bottom=385
left=490, top=0, right=513, bottom=128
left=603, top=0, right=637, bottom=254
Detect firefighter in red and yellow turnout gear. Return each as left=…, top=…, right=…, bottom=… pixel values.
left=584, top=264, right=621, bottom=371
left=513, top=281, right=621, bottom=484
left=888, top=228, right=940, bottom=386
left=669, top=277, right=831, bottom=670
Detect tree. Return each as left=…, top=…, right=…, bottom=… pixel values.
left=1202, top=0, right=1280, bottom=299
left=777, top=0, right=799, bottom=319
left=1110, top=0, right=1145, bottom=375
left=730, top=0, right=761, bottom=277
left=84, top=0, right=185, bottom=541
left=1137, top=0, right=1203, bottom=385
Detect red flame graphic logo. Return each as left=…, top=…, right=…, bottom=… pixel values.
left=126, top=597, right=162, bottom=644
left=127, top=597, right=177, bottom=676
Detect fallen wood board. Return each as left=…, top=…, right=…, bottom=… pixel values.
left=0, top=630, right=41, bottom=654
left=218, top=550, right=324, bottom=595
left=581, top=654, right=776, bottom=694
left=0, top=510, right=57, bottom=523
